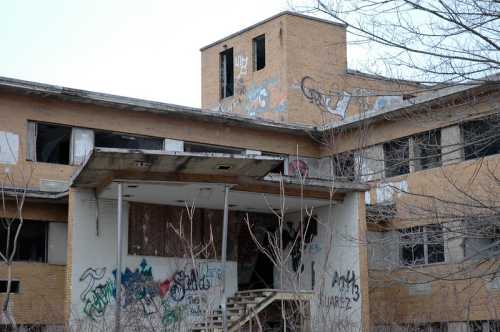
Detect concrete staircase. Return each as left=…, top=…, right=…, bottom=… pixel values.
left=191, top=289, right=313, bottom=332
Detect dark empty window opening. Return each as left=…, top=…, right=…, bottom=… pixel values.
left=220, top=48, right=234, bottom=99
left=332, top=152, right=356, bottom=181
left=384, top=138, right=410, bottom=177
left=94, top=130, right=163, bottom=150
left=253, top=34, right=266, bottom=71
left=462, top=114, right=500, bottom=160
left=0, top=280, right=20, bottom=293
left=35, top=123, right=72, bottom=165
left=414, top=130, right=442, bottom=171
left=0, top=219, right=47, bottom=263
left=262, top=152, right=285, bottom=174
left=184, top=142, right=243, bottom=155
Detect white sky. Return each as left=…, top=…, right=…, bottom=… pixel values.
left=0, top=1, right=366, bottom=108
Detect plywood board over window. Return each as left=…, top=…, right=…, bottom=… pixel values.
left=128, top=202, right=238, bottom=260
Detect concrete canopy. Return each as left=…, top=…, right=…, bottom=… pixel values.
left=70, top=148, right=367, bottom=203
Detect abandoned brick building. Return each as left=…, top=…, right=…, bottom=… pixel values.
left=0, top=11, right=499, bottom=332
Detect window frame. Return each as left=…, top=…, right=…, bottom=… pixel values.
left=461, top=114, right=500, bottom=161
left=31, top=122, right=72, bottom=165
left=219, top=48, right=234, bottom=99
left=0, top=219, right=48, bottom=263
left=383, top=137, right=410, bottom=178
left=252, top=34, right=266, bottom=72
left=399, top=224, right=445, bottom=266
left=413, top=129, right=442, bottom=171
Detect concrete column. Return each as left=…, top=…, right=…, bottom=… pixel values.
left=441, top=125, right=463, bottom=165
left=444, top=220, right=465, bottom=263
left=409, top=136, right=417, bottom=173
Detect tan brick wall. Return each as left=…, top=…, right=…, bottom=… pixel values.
left=370, top=261, right=500, bottom=324
left=201, top=13, right=420, bottom=126
left=201, top=14, right=289, bottom=122
left=0, top=263, right=66, bottom=325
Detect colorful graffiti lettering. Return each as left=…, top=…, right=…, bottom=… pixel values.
left=161, top=300, right=187, bottom=327
left=245, top=78, right=287, bottom=116
left=118, top=259, right=159, bottom=314
left=79, top=267, right=115, bottom=320
left=300, top=76, right=351, bottom=119
left=78, top=260, right=223, bottom=325
left=213, top=76, right=287, bottom=117
left=168, top=269, right=212, bottom=302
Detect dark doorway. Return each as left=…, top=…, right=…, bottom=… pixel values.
left=237, top=212, right=276, bottom=290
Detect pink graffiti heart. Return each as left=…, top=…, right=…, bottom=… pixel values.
left=159, top=279, right=172, bottom=298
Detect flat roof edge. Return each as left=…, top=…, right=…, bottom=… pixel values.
left=200, top=11, right=346, bottom=51
left=0, top=76, right=313, bottom=135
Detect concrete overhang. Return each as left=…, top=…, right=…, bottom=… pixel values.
left=70, top=148, right=366, bottom=203
left=0, top=187, right=68, bottom=203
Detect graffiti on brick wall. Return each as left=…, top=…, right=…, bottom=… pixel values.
left=78, top=259, right=223, bottom=327
left=235, top=54, right=248, bottom=79
left=215, top=76, right=287, bottom=117
left=300, top=76, right=351, bottom=119
left=320, top=270, right=360, bottom=311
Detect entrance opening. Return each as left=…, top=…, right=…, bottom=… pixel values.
left=237, top=212, right=276, bottom=290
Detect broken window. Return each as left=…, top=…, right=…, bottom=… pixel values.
left=0, top=220, right=47, bottom=262
left=94, top=130, right=163, bottom=150
left=462, top=114, right=500, bottom=160
left=34, top=123, right=72, bottom=165
left=413, top=130, right=442, bottom=171
left=332, top=152, right=356, bottom=180
left=400, top=224, right=445, bottom=266
left=464, top=214, right=500, bottom=259
left=184, top=142, right=243, bottom=154
left=0, top=280, right=20, bottom=293
left=252, top=34, right=266, bottom=71
left=128, top=203, right=237, bottom=260
left=220, top=48, right=234, bottom=99
left=384, top=137, right=410, bottom=177
left=262, top=152, right=285, bottom=174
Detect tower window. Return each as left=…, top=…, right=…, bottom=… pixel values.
left=220, top=48, right=234, bottom=99
left=253, top=35, right=266, bottom=71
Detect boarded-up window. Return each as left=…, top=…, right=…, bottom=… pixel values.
left=128, top=203, right=236, bottom=260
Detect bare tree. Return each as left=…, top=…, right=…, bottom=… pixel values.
left=0, top=156, right=33, bottom=329
left=294, top=0, right=499, bottom=85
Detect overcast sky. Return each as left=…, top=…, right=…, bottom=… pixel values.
left=0, top=1, right=365, bottom=108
